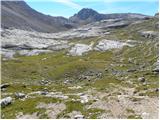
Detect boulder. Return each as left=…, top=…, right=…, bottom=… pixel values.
left=152, top=68, right=159, bottom=74
left=69, top=43, right=92, bottom=56
left=96, top=72, right=103, bottom=78
left=138, top=77, right=145, bottom=82
left=127, top=69, right=137, bottom=72
left=15, top=93, right=26, bottom=99
left=0, top=83, right=10, bottom=89
left=155, top=88, right=159, bottom=92
left=39, top=79, right=49, bottom=85
left=74, top=114, right=84, bottom=119
left=79, top=94, right=89, bottom=104
left=40, top=91, right=48, bottom=95
left=46, top=92, right=69, bottom=100
left=0, top=97, right=12, bottom=107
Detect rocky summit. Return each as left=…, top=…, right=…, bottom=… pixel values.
left=0, top=1, right=159, bottom=119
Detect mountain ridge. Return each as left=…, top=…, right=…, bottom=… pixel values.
left=1, top=1, right=75, bottom=33
left=69, top=8, right=151, bottom=25
left=1, top=1, right=151, bottom=33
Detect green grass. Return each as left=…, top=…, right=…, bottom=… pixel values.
left=107, top=18, right=158, bottom=40
left=1, top=97, right=60, bottom=119
left=2, top=50, right=114, bottom=85
left=57, top=100, right=105, bottom=119
left=92, top=76, right=121, bottom=90
left=127, top=115, right=142, bottom=119
left=126, top=108, right=135, bottom=113
left=57, top=101, right=84, bottom=118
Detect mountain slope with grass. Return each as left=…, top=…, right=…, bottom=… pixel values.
left=1, top=11, right=159, bottom=119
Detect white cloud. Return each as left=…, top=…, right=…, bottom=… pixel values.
left=50, top=0, right=82, bottom=9
left=3, top=0, right=158, bottom=10
left=2, top=0, right=82, bottom=9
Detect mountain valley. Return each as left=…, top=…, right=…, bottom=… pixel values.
left=0, top=1, right=159, bottom=119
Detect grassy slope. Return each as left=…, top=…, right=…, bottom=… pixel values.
left=1, top=17, right=159, bottom=118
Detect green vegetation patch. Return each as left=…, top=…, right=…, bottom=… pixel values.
left=1, top=97, right=60, bottom=119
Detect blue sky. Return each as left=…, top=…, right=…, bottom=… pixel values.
left=24, top=0, right=159, bottom=18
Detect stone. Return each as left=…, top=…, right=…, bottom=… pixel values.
left=127, top=69, right=137, bottom=72
left=74, top=114, right=84, bottom=119
left=0, top=97, right=12, bottom=107
left=40, top=91, right=48, bottom=95
left=155, top=88, right=159, bottom=92
left=15, top=93, right=26, bottom=99
left=96, top=72, right=103, bottom=78
left=40, top=88, right=49, bottom=95
left=64, top=80, right=70, bottom=84
left=79, top=94, right=89, bottom=104
left=138, top=77, right=145, bottom=82
left=152, top=68, right=159, bottom=74
left=39, top=79, right=49, bottom=85
left=0, top=83, right=10, bottom=89
left=141, top=112, right=150, bottom=119
left=79, top=75, right=90, bottom=80
left=46, top=92, right=69, bottom=100
left=68, top=86, right=82, bottom=89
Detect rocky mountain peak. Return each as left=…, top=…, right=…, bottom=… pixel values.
left=76, top=8, right=100, bottom=20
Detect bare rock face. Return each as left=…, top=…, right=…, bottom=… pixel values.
left=69, top=43, right=93, bottom=56
left=70, top=8, right=150, bottom=25
left=94, top=40, right=132, bottom=51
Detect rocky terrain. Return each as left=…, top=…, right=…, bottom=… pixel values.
left=0, top=1, right=159, bottom=119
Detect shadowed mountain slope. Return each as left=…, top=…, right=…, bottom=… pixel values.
left=1, top=1, right=75, bottom=33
